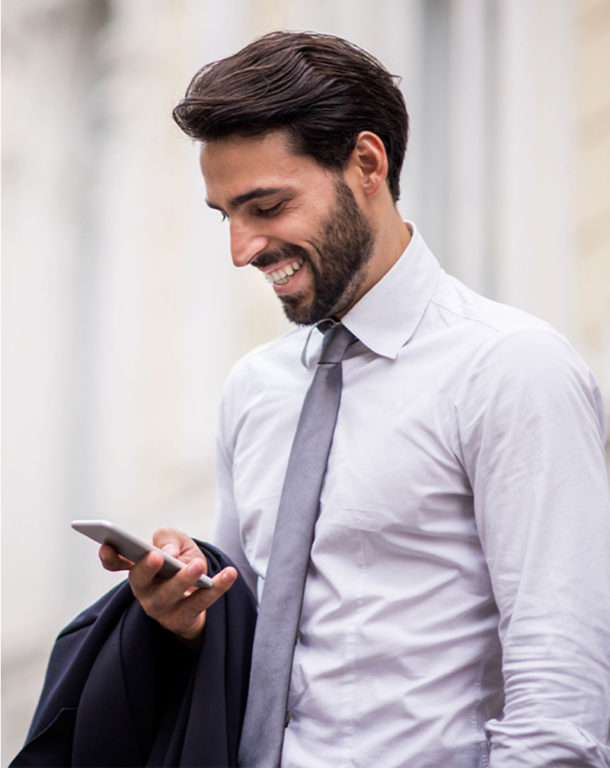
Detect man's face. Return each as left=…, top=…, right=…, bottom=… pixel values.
left=200, top=131, right=375, bottom=324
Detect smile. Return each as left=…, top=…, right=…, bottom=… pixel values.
left=264, top=258, right=304, bottom=286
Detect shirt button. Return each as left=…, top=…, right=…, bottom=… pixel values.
left=284, top=711, right=292, bottom=727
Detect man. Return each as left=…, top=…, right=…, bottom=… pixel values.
left=101, top=32, right=610, bottom=766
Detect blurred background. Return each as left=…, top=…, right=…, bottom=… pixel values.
left=2, top=0, right=609, bottom=761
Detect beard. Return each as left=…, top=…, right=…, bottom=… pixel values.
left=256, top=178, right=375, bottom=326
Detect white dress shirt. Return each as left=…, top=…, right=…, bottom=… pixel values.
left=212, top=225, right=610, bottom=767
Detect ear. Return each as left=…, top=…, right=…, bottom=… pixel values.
left=345, top=131, right=389, bottom=197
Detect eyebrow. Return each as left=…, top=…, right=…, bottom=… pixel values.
left=206, top=186, right=286, bottom=213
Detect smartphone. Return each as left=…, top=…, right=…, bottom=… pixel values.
left=71, top=519, right=214, bottom=589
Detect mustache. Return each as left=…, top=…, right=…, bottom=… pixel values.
left=252, top=244, right=308, bottom=270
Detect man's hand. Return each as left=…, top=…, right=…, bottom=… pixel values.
left=99, top=527, right=237, bottom=642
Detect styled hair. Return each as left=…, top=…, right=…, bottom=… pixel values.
left=173, top=31, right=409, bottom=201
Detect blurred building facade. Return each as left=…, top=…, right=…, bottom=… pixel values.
left=2, top=0, right=609, bottom=761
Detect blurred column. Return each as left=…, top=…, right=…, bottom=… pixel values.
left=575, top=0, right=610, bottom=442
left=493, top=0, right=577, bottom=338
left=2, top=0, right=112, bottom=760
left=446, top=0, right=489, bottom=291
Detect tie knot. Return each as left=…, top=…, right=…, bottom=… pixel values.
left=318, top=322, right=357, bottom=364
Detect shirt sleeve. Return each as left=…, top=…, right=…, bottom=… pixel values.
left=211, top=378, right=259, bottom=599
left=456, top=327, right=610, bottom=766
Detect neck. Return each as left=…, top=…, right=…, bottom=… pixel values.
left=334, top=207, right=411, bottom=320
left=367, top=206, right=411, bottom=288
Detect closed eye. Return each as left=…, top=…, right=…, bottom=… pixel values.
left=254, top=201, right=285, bottom=218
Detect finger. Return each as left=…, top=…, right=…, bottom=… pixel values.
left=139, top=561, right=236, bottom=619
left=128, top=550, right=167, bottom=595
left=132, top=552, right=209, bottom=606
left=211, top=565, right=238, bottom=593
left=152, top=527, right=196, bottom=559
left=99, top=543, right=134, bottom=572
left=165, top=566, right=239, bottom=640
left=180, top=566, right=238, bottom=613
left=159, top=541, right=209, bottom=573
left=129, top=550, right=211, bottom=603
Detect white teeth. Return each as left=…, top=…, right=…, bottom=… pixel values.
left=265, top=258, right=304, bottom=285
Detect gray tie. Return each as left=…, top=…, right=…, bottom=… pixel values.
left=238, top=322, right=357, bottom=768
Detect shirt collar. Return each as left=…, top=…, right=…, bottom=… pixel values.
left=302, top=223, right=442, bottom=366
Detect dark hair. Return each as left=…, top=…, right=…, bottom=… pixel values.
left=173, top=31, right=409, bottom=201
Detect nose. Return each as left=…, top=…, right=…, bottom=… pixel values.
left=229, top=218, right=269, bottom=268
